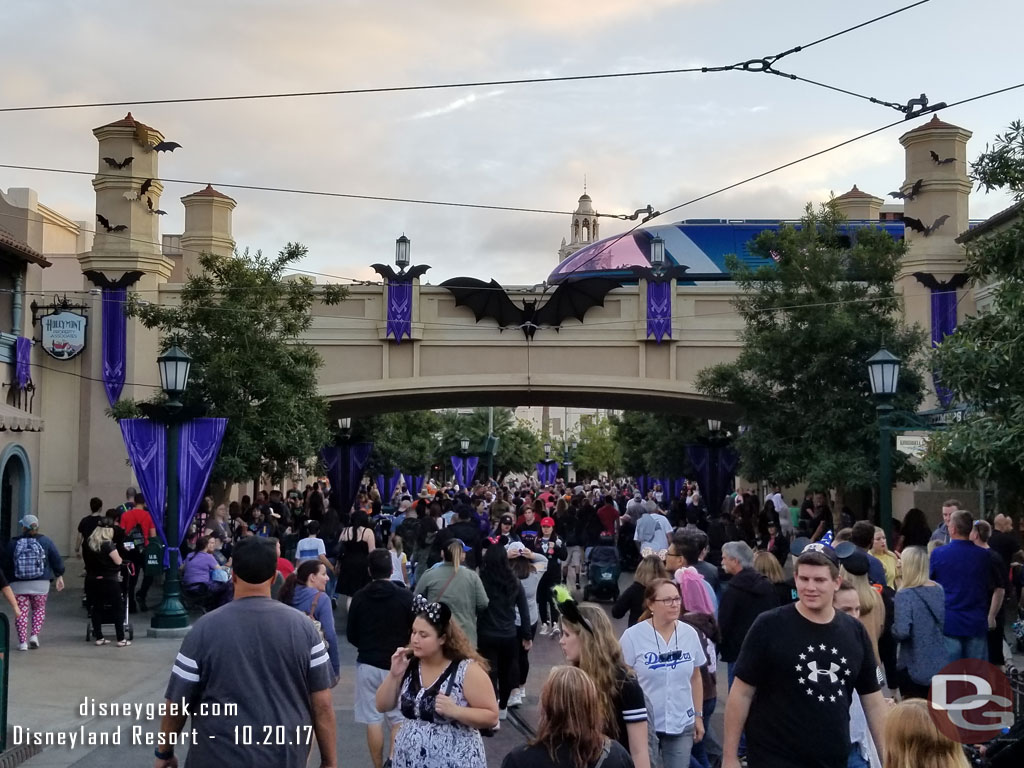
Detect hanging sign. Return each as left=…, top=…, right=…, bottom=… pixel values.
left=41, top=311, right=87, bottom=360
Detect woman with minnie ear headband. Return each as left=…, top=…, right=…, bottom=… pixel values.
left=376, top=595, right=498, bottom=768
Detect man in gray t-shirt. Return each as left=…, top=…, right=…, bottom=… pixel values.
left=155, top=538, right=336, bottom=768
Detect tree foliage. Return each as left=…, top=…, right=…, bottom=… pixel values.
left=695, top=202, right=926, bottom=513
left=609, top=411, right=702, bottom=477
left=434, top=408, right=543, bottom=481
left=350, top=410, right=442, bottom=480
left=573, top=418, right=622, bottom=478
left=928, top=121, right=1024, bottom=510
left=123, top=244, right=347, bottom=485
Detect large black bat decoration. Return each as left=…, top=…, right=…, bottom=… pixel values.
left=370, top=263, right=431, bottom=282
left=441, top=277, right=621, bottom=339
left=911, top=272, right=970, bottom=292
left=889, top=179, right=923, bottom=200
left=903, top=214, right=949, bottom=236
left=83, top=270, right=146, bottom=291
left=630, top=265, right=691, bottom=283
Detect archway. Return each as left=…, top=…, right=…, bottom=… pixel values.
left=0, top=444, right=31, bottom=546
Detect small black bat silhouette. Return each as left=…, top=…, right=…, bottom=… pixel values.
left=888, top=179, right=923, bottom=200
left=102, top=156, right=133, bottom=169
left=96, top=214, right=127, bottom=233
left=151, top=141, right=181, bottom=153
left=370, top=264, right=431, bottom=282
left=139, top=178, right=153, bottom=197
left=146, top=198, right=167, bottom=215
left=84, top=270, right=146, bottom=291
left=911, top=272, right=969, bottom=292
left=930, top=150, right=955, bottom=165
left=903, top=214, right=949, bottom=236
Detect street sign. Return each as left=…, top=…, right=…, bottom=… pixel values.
left=918, top=406, right=967, bottom=427
left=896, top=435, right=928, bottom=458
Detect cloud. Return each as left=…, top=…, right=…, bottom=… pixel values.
left=408, top=90, right=506, bottom=121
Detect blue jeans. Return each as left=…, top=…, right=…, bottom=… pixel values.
left=847, top=745, right=870, bottom=768
left=944, top=634, right=987, bottom=664
left=658, top=727, right=695, bottom=768
left=689, top=697, right=716, bottom=768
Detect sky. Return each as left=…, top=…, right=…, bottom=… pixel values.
left=0, top=0, right=1019, bottom=286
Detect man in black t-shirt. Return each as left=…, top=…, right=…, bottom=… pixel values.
left=74, top=497, right=105, bottom=557
left=723, top=544, right=887, bottom=768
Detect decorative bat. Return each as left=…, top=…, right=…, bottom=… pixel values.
left=888, top=179, right=923, bottom=200
left=83, top=270, right=146, bottom=291
left=146, top=197, right=167, bottom=215
left=370, top=263, right=431, bottom=282
left=930, top=150, right=955, bottom=165
left=102, top=156, right=133, bottom=169
left=903, top=214, right=949, bottom=236
left=911, top=272, right=969, bottom=292
left=629, top=264, right=691, bottom=284
left=96, top=214, right=127, bottom=233
left=139, top=178, right=154, bottom=196
left=151, top=141, right=181, bottom=153
left=440, top=276, right=621, bottom=339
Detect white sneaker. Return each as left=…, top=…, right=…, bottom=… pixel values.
left=508, top=689, right=523, bottom=708
left=538, top=622, right=551, bottom=636
left=18, top=642, right=28, bottom=651
left=550, top=623, right=561, bottom=637
left=28, top=635, right=39, bottom=649
left=498, top=708, right=508, bottom=721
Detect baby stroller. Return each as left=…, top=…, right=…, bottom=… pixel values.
left=583, top=546, right=621, bottom=601
left=85, top=565, right=134, bottom=643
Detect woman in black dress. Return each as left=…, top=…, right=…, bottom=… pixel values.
left=337, top=509, right=376, bottom=607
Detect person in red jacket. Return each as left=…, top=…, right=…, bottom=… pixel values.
left=119, top=494, right=156, bottom=613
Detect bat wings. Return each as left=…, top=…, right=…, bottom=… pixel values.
left=441, top=277, right=621, bottom=339
left=371, top=263, right=431, bottom=282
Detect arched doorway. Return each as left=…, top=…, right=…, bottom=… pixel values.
left=0, top=444, right=31, bottom=546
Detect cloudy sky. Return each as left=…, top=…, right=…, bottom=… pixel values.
left=0, top=0, right=1019, bottom=285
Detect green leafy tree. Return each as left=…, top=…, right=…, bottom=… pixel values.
left=573, top=418, right=622, bottom=478
left=610, top=411, right=702, bottom=477
left=350, top=410, right=442, bottom=480
left=118, top=244, right=347, bottom=486
left=928, top=121, right=1024, bottom=512
left=434, top=408, right=542, bottom=481
left=696, top=202, right=926, bottom=523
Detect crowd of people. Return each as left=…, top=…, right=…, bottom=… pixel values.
left=5, top=473, right=1022, bottom=768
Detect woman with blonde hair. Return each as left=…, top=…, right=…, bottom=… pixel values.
left=501, top=666, right=633, bottom=768
left=557, top=590, right=651, bottom=768
left=870, top=526, right=900, bottom=589
left=415, top=539, right=489, bottom=648
left=883, top=698, right=968, bottom=768
left=84, top=521, right=127, bottom=646
left=753, top=550, right=795, bottom=605
left=613, top=554, right=669, bottom=627
left=839, top=551, right=886, bottom=668
left=891, top=546, right=945, bottom=699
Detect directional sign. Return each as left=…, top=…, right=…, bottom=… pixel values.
left=918, top=407, right=967, bottom=427
left=896, top=435, right=928, bottom=458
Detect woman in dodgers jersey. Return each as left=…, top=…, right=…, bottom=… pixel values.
left=619, top=577, right=705, bottom=768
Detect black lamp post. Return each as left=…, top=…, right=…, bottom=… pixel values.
left=867, top=347, right=901, bottom=543
left=151, top=345, right=192, bottom=631
left=395, top=235, right=411, bottom=273
left=459, top=436, right=470, bottom=485
left=650, top=235, right=667, bottom=277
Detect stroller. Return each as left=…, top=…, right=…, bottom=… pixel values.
left=85, top=564, right=134, bottom=643
left=583, top=546, right=621, bottom=601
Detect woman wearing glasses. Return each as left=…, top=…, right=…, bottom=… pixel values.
left=619, top=578, right=705, bottom=768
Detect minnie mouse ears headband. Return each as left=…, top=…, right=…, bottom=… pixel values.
left=552, top=585, right=594, bottom=635
left=412, top=593, right=451, bottom=628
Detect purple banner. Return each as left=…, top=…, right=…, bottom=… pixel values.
left=451, top=456, right=466, bottom=487
left=686, top=444, right=710, bottom=498
left=375, top=474, right=385, bottom=498
left=119, top=418, right=168, bottom=563
left=930, top=288, right=957, bottom=408
left=646, top=280, right=672, bottom=343
left=322, top=442, right=373, bottom=516
left=176, top=418, right=228, bottom=545
left=386, top=281, right=413, bottom=343
left=102, top=288, right=128, bottom=405
left=387, top=468, right=403, bottom=500
left=535, top=462, right=546, bottom=483
left=15, top=336, right=31, bottom=389
left=465, top=456, right=479, bottom=485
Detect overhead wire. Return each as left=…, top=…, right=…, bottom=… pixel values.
left=0, top=1, right=930, bottom=116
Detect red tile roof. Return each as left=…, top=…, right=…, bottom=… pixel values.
left=835, top=184, right=875, bottom=200
left=186, top=184, right=235, bottom=202
left=904, top=114, right=961, bottom=134
left=0, top=228, right=50, bottom=267
left=97, top=112, right=153, bottom=131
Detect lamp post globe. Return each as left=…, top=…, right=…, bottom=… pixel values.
left=158, top=345, right=192, bottom=404
left=866, top=347, right=901, bottom=399
left=707, top=418, right=721, bottom=433
left=543, top=442, right=551, bottom=460
left=460, top=437, right=470, bottom=454
left=395, top=234, right=411, bottom=270
left=649, top=235, right=666, bottom=268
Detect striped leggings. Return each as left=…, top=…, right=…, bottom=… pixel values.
left=15, top=594, right=48, bottom=643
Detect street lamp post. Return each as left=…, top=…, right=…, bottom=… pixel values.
left=867, top=347, right=901, bottom=544
left=459, top=437, right=470, bottom=485
left=151, top=346, right=192, bottom=631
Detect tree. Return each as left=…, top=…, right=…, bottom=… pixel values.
left=696, top=202, right=927, bottom=523
left=573, top=418, right=622, bottom=479
left=350, top=410, right=442, bottom=480
left=434, top=408, right=543, bottom=481
left=928, top=121, right=1024, bottom=512
left=118, top=244, right=347, bottom=486
left=610, top=411, right=702, bottom=477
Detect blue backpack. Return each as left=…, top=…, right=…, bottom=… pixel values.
left=14, top=537, right=46, bottom=580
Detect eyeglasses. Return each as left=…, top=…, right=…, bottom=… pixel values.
left=657, top=650, right=684, bottom=663
left=653, top=596, right=682, bottom=605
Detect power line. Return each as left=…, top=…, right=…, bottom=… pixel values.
left=0, top=2, right=930, bottom=115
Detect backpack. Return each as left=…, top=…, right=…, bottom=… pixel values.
left=14, top=536, right=47, bottom=580
left=128, top=522, right=146, bottom=551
